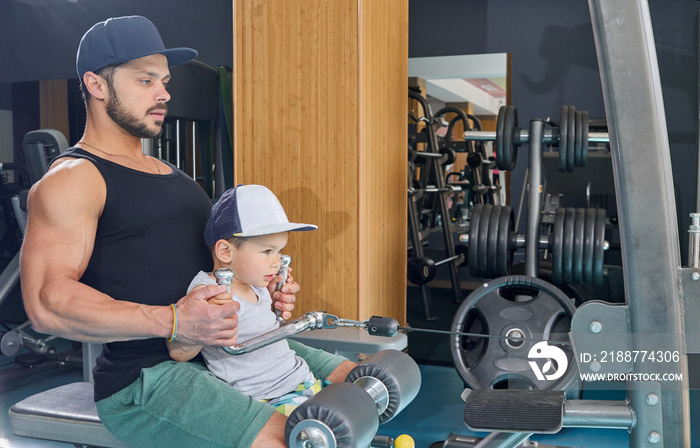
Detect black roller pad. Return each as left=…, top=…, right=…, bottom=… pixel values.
left=463, top=389, right=565, bottom=433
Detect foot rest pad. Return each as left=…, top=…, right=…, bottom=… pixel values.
left=462, top=389, right=565, bottom=433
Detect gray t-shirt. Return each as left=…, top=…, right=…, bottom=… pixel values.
left=189, top=271, right=310, bottom=400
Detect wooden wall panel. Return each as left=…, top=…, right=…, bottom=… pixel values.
left=39, top=79, right=69, bottom=139
left=234, top=0, right=407, bottom=323
left=358, top=0, right=408, bottom=321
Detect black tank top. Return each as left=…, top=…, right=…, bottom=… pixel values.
left=52, top=147, right=213, bottom=401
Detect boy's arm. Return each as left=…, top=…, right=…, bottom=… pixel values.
left=166, top=339, right=203, bottom=362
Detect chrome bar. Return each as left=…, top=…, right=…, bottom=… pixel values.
left=463, top=130, right=609, bottom=144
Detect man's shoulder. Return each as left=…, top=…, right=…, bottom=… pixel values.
left=29, top=156, right=106, bottom=211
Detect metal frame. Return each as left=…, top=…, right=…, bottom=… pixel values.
left=587, top=0, right=690, bottom=445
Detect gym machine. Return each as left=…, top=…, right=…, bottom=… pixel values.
left=9, top=264, right=418, bottom=448
left=439, top=0, right=692, bottom=446
left=9, top=311, right=420, bottom=448
left=0, top=130, right=82, bottom=377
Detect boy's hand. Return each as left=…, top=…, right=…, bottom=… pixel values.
left=268, top=269, right=298, bottom=320
left=208, top=291, right=234, bottom=306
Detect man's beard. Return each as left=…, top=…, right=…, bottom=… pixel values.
left=106, top=83, right=167, bottom=139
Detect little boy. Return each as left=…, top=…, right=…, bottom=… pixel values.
left=166, top=184, right=353, bottom=415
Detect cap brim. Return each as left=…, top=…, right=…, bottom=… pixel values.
left=235, top=223, right=318, bottom=237
left=160, top=47, right=199, bottom=67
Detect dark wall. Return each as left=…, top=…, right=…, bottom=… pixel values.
left=410, top=0, right=700, bottom=260
left=0, top=84, right=11, bottom=109
left=0, top=0, right=233, bottom=84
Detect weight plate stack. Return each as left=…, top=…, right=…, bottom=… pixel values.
left=468, top=204, right=514, bottom=279
left=551, top=207, right=606, bottom=286
left=558, top=106, right=590, bottom=172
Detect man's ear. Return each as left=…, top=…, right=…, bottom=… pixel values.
left=214, top=239, right=233, bottom=264
left=83, top=71, right=107, bottom=100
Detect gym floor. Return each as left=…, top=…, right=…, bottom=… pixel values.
left=1, top=286, right=699, bottom=448
left=0, top=359, right=634, bottom=448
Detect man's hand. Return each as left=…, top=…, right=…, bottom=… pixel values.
left=174, top=285, right=240, bottom=346
left=267, top=270, right=298, bottom=320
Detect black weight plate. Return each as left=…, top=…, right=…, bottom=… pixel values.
left=572, top=208, right=585, bottom=284
left=582, top=208, right=596, bottom=284
left=496, top=205, right=513, bottom=276
left=558, top=105, right=568, bottom=172
left=581, top=111, right=589, bottom=167
left=495, top=106, right=507, bottom=171
left=467, top=152, right=482, bottom=168
left=562, top=208, right=575, bottom=283
left=498, top=106, right=514, bottom=171
left=487, top=205, right=501, bottom=277
left=566, top=106, right=576, bottom=172
left=502, top=106, right=518, bottom=171
left=477, top=204, right=493, bottom=278
left=552, top=207, right=566, bottom=283
left=468, top=204, right=483, bottom=278
left=593, top=208, right=606, bottom=286
left=440, top=146, right=457, bottom=166
left=450, top=276, right=579, bottom=392
left=574, top=111, right=583, bottom=167
left=407, top=257, right=435, bottom=285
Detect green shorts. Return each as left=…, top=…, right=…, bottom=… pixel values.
left=95, top=361, right=274, bottom=448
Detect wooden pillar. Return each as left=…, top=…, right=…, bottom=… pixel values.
left=233, top=0, right=408, bottom=323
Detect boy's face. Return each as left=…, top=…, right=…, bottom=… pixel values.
left=229, top=232, right=289, bottom=288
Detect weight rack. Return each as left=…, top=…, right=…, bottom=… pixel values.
left=407, top=89, right=464, bottom=320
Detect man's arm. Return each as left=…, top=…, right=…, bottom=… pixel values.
left=20, top=158, right=240, bottom=345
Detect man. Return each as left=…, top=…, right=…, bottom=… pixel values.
left=20, top=16, right=355, bottom=448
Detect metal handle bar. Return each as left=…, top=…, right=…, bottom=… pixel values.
left=223, top=312, right=399, bottom=355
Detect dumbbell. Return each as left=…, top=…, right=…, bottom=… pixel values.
left=285, top=350, right=421, bottom=448
left=406, top=244, right=469, bottom=286
left=462, top=105, right=610, bottom=172
left=408, top=146, right=457, bottom=167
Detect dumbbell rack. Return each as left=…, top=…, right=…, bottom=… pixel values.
left=407, top=89, right=465, bottom=320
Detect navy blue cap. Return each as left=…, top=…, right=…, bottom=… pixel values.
left=204, top=185, right=317, bottom=247
left=76, top=15, right=198, bottom=79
